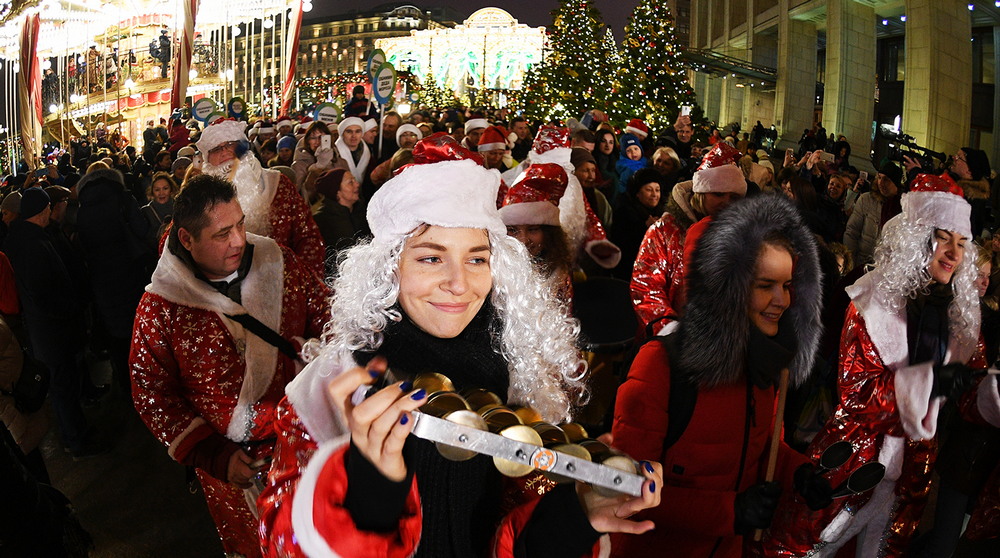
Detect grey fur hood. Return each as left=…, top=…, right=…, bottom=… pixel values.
left=678, top=194, right=823, bottom=388
left=75, top=167, right=126, bottom=198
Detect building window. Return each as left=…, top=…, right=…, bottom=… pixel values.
left=973, top=28, right=995, bottom=85
left=877, top=37, right=905, bottom=83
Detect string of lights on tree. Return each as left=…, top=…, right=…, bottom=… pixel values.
left=513, top=0, right=615, bottom=121
left=512, top=0, right=704, bottom=132
left=612, top=0, right=702, bottom=130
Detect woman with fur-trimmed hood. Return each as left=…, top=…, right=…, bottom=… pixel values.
left=764, top=173, right=994, bottom=557
left=611, top=195, right=823, bottom=558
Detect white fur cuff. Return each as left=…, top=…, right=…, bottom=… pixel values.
left=977, top=374, right=1000, bottom=428
left=894, top=361, right=941, bottom=440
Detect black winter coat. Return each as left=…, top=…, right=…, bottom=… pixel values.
left=75, top=168, right=152, bottom=338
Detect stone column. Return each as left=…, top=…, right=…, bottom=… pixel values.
left=824, top=0, right=876, bottom=152
left=902, top=0, right=972, bottom=154
left=774, top=5, right=817, bottom=148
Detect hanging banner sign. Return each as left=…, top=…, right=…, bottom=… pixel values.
left=314, top=102, right=340, bottom=124
left=192, top=98, right=217, bottom=122
left=372, top=63, right=397, bottom=106
left=366, top=48, right=386, bottom=81
left=227, top=97, right=246, bottom=119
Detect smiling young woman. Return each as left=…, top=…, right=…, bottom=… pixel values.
left=765, top=173, right=995, bottom=557
left=259, top=137, right=662, bottom=558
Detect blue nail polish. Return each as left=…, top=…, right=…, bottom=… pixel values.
left=399, top=381, right=413, bottom=392
left=644, top=461, right=654, bottom=474
left=410, top=389, right=426, bottom=401
left=368, top=369, right=381, bottom=379
left=649, top=481, right=656, bottom=493
left=400, top=414, right=409, bottom=425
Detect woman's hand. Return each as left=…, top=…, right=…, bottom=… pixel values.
left=326, top=357, right=428, bottom=482
left=577, top=460, right=662, bottom=535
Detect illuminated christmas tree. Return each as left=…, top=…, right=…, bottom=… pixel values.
left=514, top=0, right=613, bottom=121
left=418, top=72, right=455, bottom=108
left=613, top=0, right=700, bottom=132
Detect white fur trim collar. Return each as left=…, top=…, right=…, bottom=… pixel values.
left=147, top=233, right=285, bottom=442
left=335, top=136, right=371, bottom=184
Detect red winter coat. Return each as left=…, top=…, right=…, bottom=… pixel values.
left=611, top=340, right=804, bottom=558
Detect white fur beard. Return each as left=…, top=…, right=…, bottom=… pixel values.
left=204, top=155, right=272, bottom=237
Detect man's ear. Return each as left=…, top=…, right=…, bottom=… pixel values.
left=177, top=227, right=194, bottom=251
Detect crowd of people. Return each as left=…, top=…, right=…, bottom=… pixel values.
left=1, top=80, right=1000, bottom=558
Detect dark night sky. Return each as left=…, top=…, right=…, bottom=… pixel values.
left=313, top=1, right=641, bottom=39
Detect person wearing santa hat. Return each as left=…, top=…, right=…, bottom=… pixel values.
left=333, top=117, right=372, bottom=187
left=395, top=123, right=422, bottom=150
left=259, top=134, right=661, bottom=557
left=764, top=173, right=993, bottom=558
left=630, top=142, right=746, bottom=334
left=461, top=117, right=488, bottom=152
left=251, top=119, right=276, bottom=160
left=501, top=162, right=574, bottom=302
left=275, top=116, right=294, bottom=139
left=503, top=125, right=622, bottom=271
left=362, top=118, right=379, bottom=149
left=478, top=125, right=511, bottom=172
left=196, top=119, right=325, bottom=275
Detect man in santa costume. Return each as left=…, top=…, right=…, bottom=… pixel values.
left=198, top=119, right=325, bottom=276
left=478, top=125, right=511, bottom=172
left=630, top=142, right=745, bottom=334
left=763, top=173, right=993, bottom=557
left=130, top=174, right=330, bottom=557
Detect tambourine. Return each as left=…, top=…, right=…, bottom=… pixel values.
left=360, top=370, right=646, bottom=497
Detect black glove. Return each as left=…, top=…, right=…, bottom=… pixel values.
left=734, top=481, right=781, bottom=535
left=794, top=464, right=833, bottom=511
left=932, top=363, right=978, bottom=399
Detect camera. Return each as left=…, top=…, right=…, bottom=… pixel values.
left=873, top=124, right=946, bottom=170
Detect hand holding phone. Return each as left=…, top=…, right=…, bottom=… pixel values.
left=859, top=171, right=868, bottom=182
left=680, top=106, right=691, bottom=117
left=320, top=134, right=331, bottom=151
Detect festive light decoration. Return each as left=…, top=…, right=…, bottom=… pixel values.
left=611, top=0, right=701, bottom=131
left=376, top=8, right=544, bottom=95
left=513, top=0, right=615, bottom=121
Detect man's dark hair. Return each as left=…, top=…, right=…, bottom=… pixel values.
left=511, top=116, right=527, bottom=126
left=171, top=174, right=237, bottom=242
left=572, top=129, right=596, bottom=144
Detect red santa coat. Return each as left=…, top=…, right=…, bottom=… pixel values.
left=630, top=215, right=686, bottom=332
left=763, top=280, right=988, bottom=557
left=257, top=352, right=607, bottom=558
left=130, top=234, right=330, bottom=557
left=610, top=340, right=803, bottom=558
left=263, top=172, right=326, bottom=276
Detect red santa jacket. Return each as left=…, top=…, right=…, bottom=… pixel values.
left=630, top=215, right=687, bottom=332
left=611, top=340, right=804, bottom=558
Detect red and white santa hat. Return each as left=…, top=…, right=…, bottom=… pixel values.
left=478, top=125, right=508, bottom=152
left=368, top=136, right=505, bottom=243
left=624, top=118, right=650, bottom=140
left=465, top=118, right=488, bottom=134
left=903, top=173, right=972, bottom=239
left=276, top=115, right=293, bottom=130
left=195, top=118, right=248, bottom=154
left=395, top=123, right=422, bottom=144
left=257, top=119, right=275, bottom=134
left=500, top=163, right=568, bottom=226
left=692, top=142, right=747, bottom=195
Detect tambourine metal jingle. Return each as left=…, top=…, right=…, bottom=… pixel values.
left=494, top=424, right=544, bottom=477
left=461, top=388, right=503, bottom=410
left=529, top=421, right=569, bottom=446
left=543, top=442, right=592, bottom=484
left=481, top=406, right=523, bottom=433
left=433, top=409, right=488, bottom=462
left=559, top=422, right=589, bottom=443
left=412, top=372, right=456, bottom=394
left=421, top=391, right=471, bottom=418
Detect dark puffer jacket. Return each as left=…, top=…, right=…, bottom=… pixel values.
left=75, top=168, right=152, bottom=338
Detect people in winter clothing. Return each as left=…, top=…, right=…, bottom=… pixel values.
left=613, top=195, right=822, bottom=557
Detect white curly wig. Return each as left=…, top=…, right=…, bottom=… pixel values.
left=303, top=228, right=587, bottom=424
left=872, top=214, right=980, bottom=351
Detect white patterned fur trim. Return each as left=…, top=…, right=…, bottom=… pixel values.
left=894, top=361, right=942, bottom=441
left=977, top=375, right=1000, bottom=428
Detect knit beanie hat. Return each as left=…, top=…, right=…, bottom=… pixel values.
left=620, top=133, right=642, bottom=154
left=19, top=187, right=50, bottom=219
left=961, top=147, right=991, bottom=181
left=277, top=135, right=297, bottom=151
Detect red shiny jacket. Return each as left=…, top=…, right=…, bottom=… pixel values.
left=630, top=215, right=686, bottom=330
